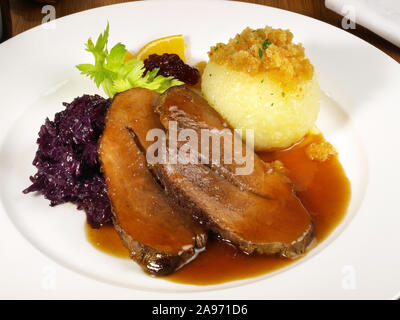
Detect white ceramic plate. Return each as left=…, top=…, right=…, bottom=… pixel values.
left=0, top=0, right=399, bottom=300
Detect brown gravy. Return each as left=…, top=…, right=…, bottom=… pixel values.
left=86, top=133, right=351, bottom=285
left=85, top=223, right=129, bottom=259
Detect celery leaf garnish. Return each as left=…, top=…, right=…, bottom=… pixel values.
left=76, top=23, right=183, bottom=98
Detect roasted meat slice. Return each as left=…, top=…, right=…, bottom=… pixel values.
left=154, top=161, right=314, bottom=257
left=155, top=85, right=293, bottom=200
left=115, top=87, right=314, bottom=258
left=153, top=86, right=314, bottom=257
left=99, top=88, right=207, bottom=275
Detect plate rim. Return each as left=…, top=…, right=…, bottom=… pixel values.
left=0, top=0, right=399, bottom=299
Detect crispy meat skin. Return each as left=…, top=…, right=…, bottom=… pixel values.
left=99, top=88, right=207, bottom=275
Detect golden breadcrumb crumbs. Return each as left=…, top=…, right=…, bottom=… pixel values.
left=306, top=142, right=338, bottom=162
left=208, top=26, right=314, bottom=88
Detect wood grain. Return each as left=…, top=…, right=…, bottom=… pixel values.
left=4, top=0, right=400, bottom=63
left=0, top=0, right=12, bottom=42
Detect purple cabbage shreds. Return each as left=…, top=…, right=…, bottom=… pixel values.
left=23, top=95, right=113, bottom=229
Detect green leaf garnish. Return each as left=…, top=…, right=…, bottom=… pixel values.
left=262, top=38, right=271, bottom=50
left=76, top=23, right=183, bottom=98
left=258, top=48, right=263, bottom=60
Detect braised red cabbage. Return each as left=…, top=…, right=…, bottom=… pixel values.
left=23, top=95, right=112, bottom=228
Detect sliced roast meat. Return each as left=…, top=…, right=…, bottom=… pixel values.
left=155, top=86, right=293, bottom=200
left=117, top=87, right=314, bottom=258
left=154, top=161, right=314, bottom=257
left=99, top=88, right=207, bottom=275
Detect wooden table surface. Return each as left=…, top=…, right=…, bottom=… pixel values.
left=3, top=0, right=400, bottom=63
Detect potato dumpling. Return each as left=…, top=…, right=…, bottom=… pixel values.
left=202, top=26, right=320, bottom=151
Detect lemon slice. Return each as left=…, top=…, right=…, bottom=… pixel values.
left=125, top=35, right=186, bottom=62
